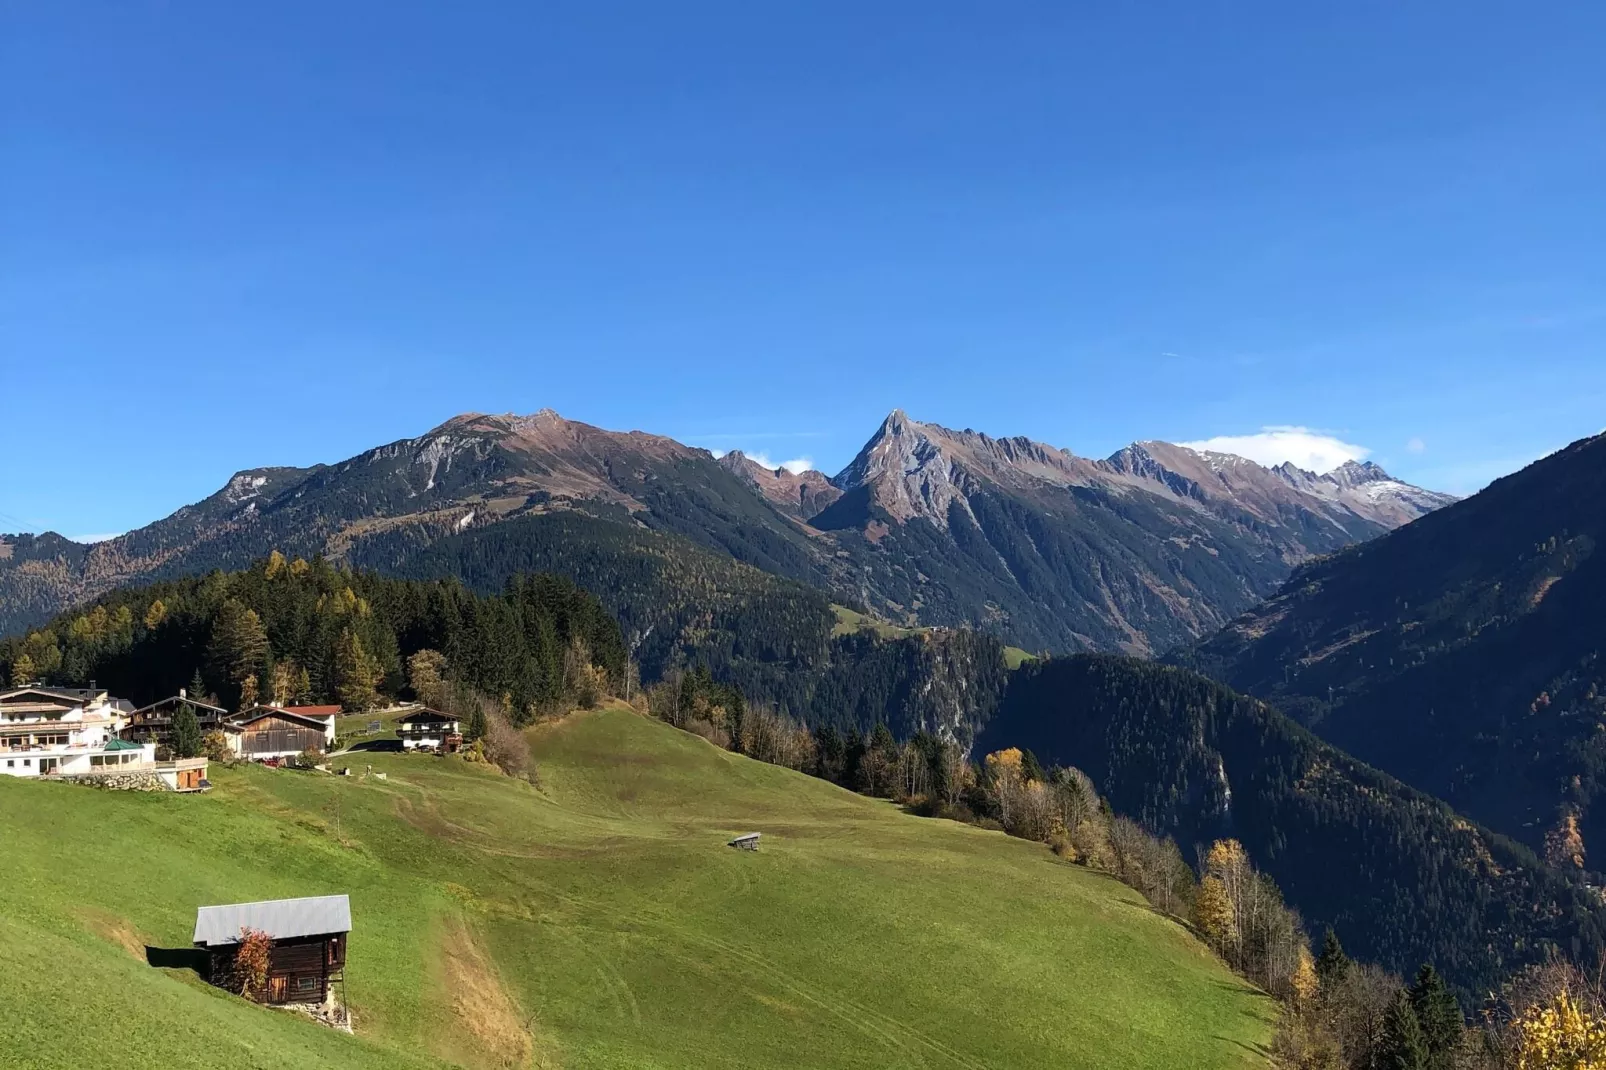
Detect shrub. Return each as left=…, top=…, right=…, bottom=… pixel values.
left=235, top=927, right=272, bottom=1001
left=483, top=714, right=532, bottom=780
left=201, top=730, right=233, bottom=763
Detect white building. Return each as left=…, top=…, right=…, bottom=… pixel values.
left=395, top=709, right=462, bottom=752
left=0, top=686, right=156, bottom=778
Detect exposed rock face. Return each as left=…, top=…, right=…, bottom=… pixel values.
left=1, top=407, right=1455, bottom=656
left=716, top=451, right=842, bottom=521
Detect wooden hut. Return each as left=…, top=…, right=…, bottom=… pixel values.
left=193, top=894, right=350, bottom=1004
left=228, top=708, right=333, bottom=761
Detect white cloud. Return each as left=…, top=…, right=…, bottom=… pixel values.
left=1406, top=437, right=1426, bottom=454
left=67, top=532, right=123, bottom=544
left=708, top=447, right=815, bottom=474
left=1179, top=426, right=1370, bottom=473
left=745, top=450, right=815, bottom=474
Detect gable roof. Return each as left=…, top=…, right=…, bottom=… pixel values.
left=133, top=695, right=230, bottom=717
left=284, top=705, right=342, bottom=718
left=231, top=707, right=331, bottom=732
left=397, top=708, right=456, bottom=725
left=193, top=894, right=351, bottom=946
left=0, top=686, right=102, bottom=706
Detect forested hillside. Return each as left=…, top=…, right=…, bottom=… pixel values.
left=0, top=553, right=624, bottom=719
left=1180, top=431, right=1606, bottom=860
left=977, top=655, right=1606, bottom=1000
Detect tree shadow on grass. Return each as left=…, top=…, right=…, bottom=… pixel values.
left=346, top=740, right=402, bottom=753
left=145, top=945, right=210, bottom=980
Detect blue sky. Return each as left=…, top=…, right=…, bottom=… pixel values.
left=3, top=2, right=1603, bottom=541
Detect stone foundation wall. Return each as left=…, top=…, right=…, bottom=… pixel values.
left=62, top=770, right=165, bottom=791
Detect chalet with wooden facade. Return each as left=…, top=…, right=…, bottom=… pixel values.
left=194, top=895, right=350, bottom=1005
left=0, top=685, right=154, bottom=777
left=123, top=690, right=231, bottom=744
left=395, top=708, right=463, bottom=752
left=227, top=707, right=335, bottom=761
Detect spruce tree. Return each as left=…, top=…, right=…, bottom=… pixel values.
left=187, top=668, right=209, bottom=704
left=1407, top=964, right=1462, bottom=1069
left=1380, top=990, right=1429, bottom=1070
left=1316, top=927, right=1351, bottom=987
left=171, top=701, right=203, bottom=759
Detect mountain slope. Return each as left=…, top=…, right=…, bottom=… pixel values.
left=0, top=706, right=1274, bottom=1069
left=1179, top=431, right=1606, bottom=858
left=977, top=655, right=1606, bottom=1000
left=815, top=412, right=1453, bottom=653
left=0, top=408, right=1452, bottom=657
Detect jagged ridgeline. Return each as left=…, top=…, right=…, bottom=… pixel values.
left=0, top=554, right=626, bottom=716
left=978, top=655, right=1606, bottom=1001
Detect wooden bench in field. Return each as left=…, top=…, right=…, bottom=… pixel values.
left=727, top=833, right=760, bottom=851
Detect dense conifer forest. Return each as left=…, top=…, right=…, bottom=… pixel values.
left=979, top=655, right=1606, bottom=1001
left=0, top=553, right=625, bottom=719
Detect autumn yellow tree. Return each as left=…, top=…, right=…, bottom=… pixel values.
left=985, top=748, right=1026, bottom=828
left=143, top=599, right=168, bottom=630
left=10, top=653, right=36, bottom=687
left=1195, top=874, right=1234, bottom=951
left=1513, top=989, right=1606, bottom=1069
left=1290, top=945, right=1319, bottom=1007
left=334, top=628, right=382, bottom=711
left=407, top=649, right=449, bottom=709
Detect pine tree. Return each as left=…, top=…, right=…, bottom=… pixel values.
left=1316, top=927, right=1351, bottom=987
left=207, top=599, right=269, bottom=707
left=1406, top=964, right=1462, bottom=1069
left=1380, top=990, right=1429, bottom=1070
left=187, top=668, right=209, bottom=704
left=171, top=701, right=203, bottom=759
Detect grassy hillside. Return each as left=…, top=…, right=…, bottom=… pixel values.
left=0, top=706, right=1272, bottom=1069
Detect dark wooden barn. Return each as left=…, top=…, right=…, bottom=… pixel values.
left=193, top=894, right=351, bottom=1005
left=229, top=708, right=332, bottom=761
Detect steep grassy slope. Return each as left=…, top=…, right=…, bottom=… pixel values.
left=0, top=706, right=1273, bottom=1069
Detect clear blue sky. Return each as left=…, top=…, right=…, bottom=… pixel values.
left=3, top=2, right=1603, bottom=540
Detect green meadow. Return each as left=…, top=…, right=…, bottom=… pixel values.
left=0, top=706, right=1272, bottom=1069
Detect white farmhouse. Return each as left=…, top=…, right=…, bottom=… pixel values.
left=0, top=686, right=156, bottom=777
left=395, top=709, right=463, bottom=752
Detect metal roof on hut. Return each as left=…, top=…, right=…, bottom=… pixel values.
left=193, top=894, right=352, bottom=947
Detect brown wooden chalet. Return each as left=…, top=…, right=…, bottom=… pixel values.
left=395, top=708, right=463, bottom=753
left=228, top=706, right=337, bottom=760
left=193, top=894, right=350, bottom=1005
left=124, top=691, right=231, bottom=743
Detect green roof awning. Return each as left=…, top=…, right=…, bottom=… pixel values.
left=103, top=739, right=144, bottom=751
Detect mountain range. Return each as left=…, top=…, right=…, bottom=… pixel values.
left=0, top=408, right=1454, bottom=651
left=1180, top=429, right=1606, bottom=860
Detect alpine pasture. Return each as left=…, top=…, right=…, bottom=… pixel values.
left=0, top=705, right=1273, bottom=1068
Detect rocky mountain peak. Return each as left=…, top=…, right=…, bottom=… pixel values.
left=1327, top=459, right=1393, bottom=488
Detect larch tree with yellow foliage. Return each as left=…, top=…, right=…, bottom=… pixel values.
left=1513, top=989, right=1606, bottom=1070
